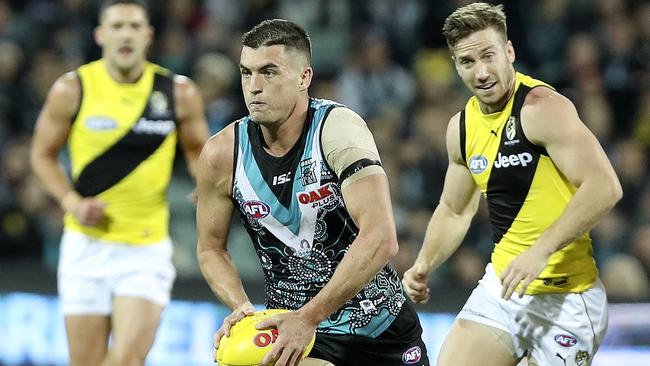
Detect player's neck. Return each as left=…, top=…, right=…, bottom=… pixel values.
left=104, top=60, right=146, bottom=83
left=260, top=96, right=309, bottom=157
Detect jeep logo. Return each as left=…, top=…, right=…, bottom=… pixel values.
left=493, top=152, right=533, bottom=168
left=132, top=117, right=175, bottom=135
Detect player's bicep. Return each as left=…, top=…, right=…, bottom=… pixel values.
left=322, top=108, right=395, bottom=236
left=341, top=173, right=394, bottom=238
left=196, top=132, right=235, bottom=252
left=440, top=113, right=481, bottom=217
left=439, top=160, right=481, bottom=216
left=32, top=73, right=80, bottom=155
left=175, top=76, right=209, bottom=148
left=174, top=76, right=209, bottom=175
left=544, top=126, right=609, bottom=187
left=322, top=108, right=384, bottom=188
left=523, top=91, right=617, bottom=188
left=196, top=183, right=233, bottom=252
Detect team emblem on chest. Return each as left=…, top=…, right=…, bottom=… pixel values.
left=504, top=116, right=520, bottom=146
left=299, top=158, right=318, bottom=186
left=505, top=116, right=516, bottom=140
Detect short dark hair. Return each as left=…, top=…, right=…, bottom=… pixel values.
left=99, top=0, right=149, bottom=21
left=242, top=19, right=311, bottom=63
left=442, top=2, right=507, bottom=50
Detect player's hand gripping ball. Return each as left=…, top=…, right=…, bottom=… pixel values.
left=215, top=309, right=316, bottom=366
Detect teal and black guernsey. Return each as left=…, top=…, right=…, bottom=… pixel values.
left=232, top=98, right=405, bottom=337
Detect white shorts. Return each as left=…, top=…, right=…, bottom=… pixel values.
left=457, top=264, right=608, bottom=366
left=57, top=230, right=176, bottom=315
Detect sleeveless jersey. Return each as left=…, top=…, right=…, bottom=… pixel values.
left=232, top=98, right=405, bottom=337
left=461, top=72, right=597, bottom=294
left=64, top=60, right=177, bottom=245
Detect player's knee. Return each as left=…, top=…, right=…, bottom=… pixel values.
left=106, top=347, right=147, bottom=366
left=68, top=343, right=107, bottom=366
left=69, top=353, right=104, bottom=366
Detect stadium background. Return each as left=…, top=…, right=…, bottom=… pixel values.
left=0, top=0, right=648, bottom=365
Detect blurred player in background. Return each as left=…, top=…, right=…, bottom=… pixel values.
left=196, top=19, right=429, bottom=366
left=402, top=3, right=621, bottom=366
left=30, top=1, right=208, bottom=365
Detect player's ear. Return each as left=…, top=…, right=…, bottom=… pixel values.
left=145, top=25, right=154, bottom=47
left=506, top=40, right=515, bottom=63
left=94, top=25, right=104, bottom=46
left=299, top=66, right=313, bottom=92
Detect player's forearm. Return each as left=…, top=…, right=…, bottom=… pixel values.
left=30, top=151, right=76, bottom=204
left=197, top=246, right=250, bottom=310
left=416, top=202, right=473, bottom=273
left=298, top=229, right=397, bottom=326
left=533, top=176, right=622, bottom=254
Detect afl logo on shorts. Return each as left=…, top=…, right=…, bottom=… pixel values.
left=554, top=334, right=577, bottom=347
left=402, top=346, right=422, bottom=364
left=242, top=200, right=271, bottom=219
left=468, top=155, right=488, bottom=174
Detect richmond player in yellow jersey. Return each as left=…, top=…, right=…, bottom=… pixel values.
left=30, top=1, right=208, bottom=365
left=402, top=3, right=621, bottom=366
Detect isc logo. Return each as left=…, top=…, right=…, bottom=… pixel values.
left=402, top=346, right=422, bottom=364
left=493, top=152, right=533, bottom=169
left=242, top=200, right=271, bottom=219
left=273, top=172, right=292, bottom=186
left=554, top=334, right=577, bottom=347
left=254, top=328, right=279, bottom=348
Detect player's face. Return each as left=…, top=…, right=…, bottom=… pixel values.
left=95, top=5, right=152, bottom=73
left=239, top=45, right=311, bottom=125
left=452, top=27, right=516, bottom=113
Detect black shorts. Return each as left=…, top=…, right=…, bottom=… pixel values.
left=308, top=301, right=430, bottom=366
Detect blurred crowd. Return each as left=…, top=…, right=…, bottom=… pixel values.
left=0, top=0, right=648, bottom=303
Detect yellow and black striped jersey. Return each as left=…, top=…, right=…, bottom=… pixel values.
left=460, top=72, right=597, bottom=294
left=64, top=60, right=177, bottom=245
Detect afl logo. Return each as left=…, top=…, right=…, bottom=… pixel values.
left=468, top=155, right=488, bottom=174
left=85, top=116, right=117, bottom=130
left=554, top=334, right=577, bottom=347
left=242, top=200, right=270, bottom=219
left=402, top=346, right=422, bottom=364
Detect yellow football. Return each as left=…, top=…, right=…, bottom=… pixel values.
left=215, top=309, right=316, bottom=366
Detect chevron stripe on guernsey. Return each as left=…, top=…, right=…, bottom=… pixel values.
left=233, top=98, right=405, bottom=337
left=74, top=73, right=176, bottom=197
left=485, top=85, right=539, bottom=244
